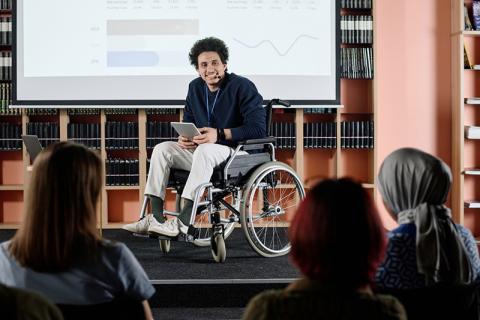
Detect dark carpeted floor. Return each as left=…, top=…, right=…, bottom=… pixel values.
left=102, top=228, right=299, bottom=281
left=152, top=307, right=244, bottom=320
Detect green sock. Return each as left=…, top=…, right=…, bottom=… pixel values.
left=149, top=195, right=165, bottom=223
left=178, top=199, right=194, bottom=226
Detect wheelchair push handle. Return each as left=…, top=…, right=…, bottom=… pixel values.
left=268, top=98, right=291, bottom=108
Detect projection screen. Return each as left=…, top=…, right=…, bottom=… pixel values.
left=13, top=0, right=340, bottom=107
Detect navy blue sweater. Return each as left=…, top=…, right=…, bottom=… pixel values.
left=183, top=73, right=266, bottom=148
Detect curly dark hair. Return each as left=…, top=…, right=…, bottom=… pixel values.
left=189, top=37, right=229, bottom=68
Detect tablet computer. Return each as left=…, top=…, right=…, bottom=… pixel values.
left=171, top=122, right=201, bottom=139
left=22, top=135, right=43, bottom=162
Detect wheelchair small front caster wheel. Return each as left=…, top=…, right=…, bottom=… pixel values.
left=211, top=234, right=226, bottom=263
left=159, top=239, right=170, bottom=253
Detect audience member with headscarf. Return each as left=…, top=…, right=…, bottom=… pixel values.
left=375, top=147, right=480, bottom=289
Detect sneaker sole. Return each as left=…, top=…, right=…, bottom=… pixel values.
left=148, top=229, right=179, bottom=237
left=121, top=227, right=149, bottom=235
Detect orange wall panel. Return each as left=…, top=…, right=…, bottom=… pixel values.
left=0, top=152, right=23, bottom=185
left=375, top=0, right=452, bottom=230
left=0, top=191, right=23, bottom=223
left=107, top=190, right=140, bottom=223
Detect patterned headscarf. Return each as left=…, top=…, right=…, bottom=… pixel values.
left=378, top=148, right=473, bottom=285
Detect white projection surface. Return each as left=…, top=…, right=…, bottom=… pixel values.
left=15, top=0, right=338, bottom=106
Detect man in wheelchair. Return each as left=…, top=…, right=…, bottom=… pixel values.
left=123, top=37, right=266, bottom=237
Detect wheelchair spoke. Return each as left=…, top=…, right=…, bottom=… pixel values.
left=241, top=162, right=305, bottom=257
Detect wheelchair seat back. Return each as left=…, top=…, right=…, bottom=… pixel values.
left=167, top=151, right=272, bottom=190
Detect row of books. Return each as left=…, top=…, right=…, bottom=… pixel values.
left=146, top=108, right=179, bottom=115
left=68, top=109, right=101, bottom=116
left=105, top=158, right=139, bottom=186
left=0, top=0, right=11, bottom=10
left=341, top=0, right=372, bottom=9
left=465, top=126, right=480, bottom=139
left=105, top=122, right=138, bottom=149
left=341, top=15, right=373, bottom=44
left=26, top=109, right=58, bottom=116
left=26, top=122, right=59, bottom=147
left=340, top=120, right=374, bottom=149
left=0, top=122, right=21, bottom=150
left=303, top=108, right=337, bottom=114
left=104, top=108, right=137, bottom=115
left=341, top=47, right=373, bottom=79
left=271, top=122, right=296, bottom=149
left=67, top=123, right=101, bottom=149
left=146, top=122, right=179, bottom=149
left=0, top=16, right=11, bottom=46
left=303, top=121, right=374, bottom=149
left=0, top=83, right=13, bottom=114
left=304, top=122, right=337, bottom=149
left=0, top=51, right=11, bottom=81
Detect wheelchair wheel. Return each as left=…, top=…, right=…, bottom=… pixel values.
left=192, top=193, right=238, bottom=247
left=211, top=234, right=226, bottom=263
left=241, top=161, right=305, bottom=257
left=159, top=239, right=170, bottom=253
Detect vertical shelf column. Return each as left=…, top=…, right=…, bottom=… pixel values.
left=293, top=108, right=304, bottom=182
left=100, top=110, right=107, bottom=229
left=138, top=109, right=147, bottom=199
left=59, top=109, right=68, bottom=141
left=451, top=0, right=464, bottom=224
left=335, top=109, right=342, bottom=178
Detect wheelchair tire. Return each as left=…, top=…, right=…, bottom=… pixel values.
left=159, top=239, right=170, bottom=253
left=211, top=234, right=226, bottom=263
left=192, top=193, right=238, bottom=247
left=241, top=161, right=305, bottom=257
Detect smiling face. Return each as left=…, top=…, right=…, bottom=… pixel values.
left=196, top=51, right=227, bottom=91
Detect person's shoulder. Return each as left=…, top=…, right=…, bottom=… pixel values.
left=388, top=223, right=415, bottom=238
left=247, top=289, right=285, bottom=306
left=0, top=284, right=63, bottom=320
left=456, top=224, right=474, bottom=237
left=228, top=73, right=254, bottom=86
left=0, top=240, right=12, bottom=258
left=98, top=239, right=131, bottom=258
left=188, top=76, right=203, bottom=88
left=359, top=292, right=407, bottom=319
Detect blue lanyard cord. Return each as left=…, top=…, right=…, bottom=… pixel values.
left=205, top=84, right=220, bottom=127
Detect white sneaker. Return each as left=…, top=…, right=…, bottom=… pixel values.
left=148, top=218, right=189, bottom=237
left=122, top=214, right=161, bottom=235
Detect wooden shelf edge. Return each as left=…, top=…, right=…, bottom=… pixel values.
left=463, top=30, right=480, bottom=36
left=0, top=185, right=23, bottom=191
left=105, top=186, right=140, bottom=191
left=0, top=224, right=20, bottom=229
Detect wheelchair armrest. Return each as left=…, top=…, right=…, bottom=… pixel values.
left=237, top=137, right=276, bottom=152
left=238, top=137, right=276, bottom=145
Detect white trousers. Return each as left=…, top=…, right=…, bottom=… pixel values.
left=145, top=141, right=245, bottom=200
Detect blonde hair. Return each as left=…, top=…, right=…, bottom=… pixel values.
left=10, top=142, right=102, bottom=272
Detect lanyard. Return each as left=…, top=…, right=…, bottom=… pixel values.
left=205, top=84, right=220, bottom=127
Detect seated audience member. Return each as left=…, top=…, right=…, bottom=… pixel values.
left=243, top=178, right=407, bottom=320
left=0, top=142, right=154, bottom=319
left=375, top=148, right=480, bottom=289
left=0, top=283, right=63, bottom=320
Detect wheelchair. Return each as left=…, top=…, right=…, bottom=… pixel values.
left=138, top=99, right=305, bottom=262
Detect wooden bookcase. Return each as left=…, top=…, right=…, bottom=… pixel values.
left=452, top=0, right=480, bottom=233
left=0, top=0, right=377, bottom=229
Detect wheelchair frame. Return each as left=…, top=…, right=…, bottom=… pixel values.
left=138, top=99, right=306, bottom=262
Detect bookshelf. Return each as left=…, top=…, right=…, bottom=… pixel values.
left=0, top=0, right=377, bottom=229
left=452, top=0, right=480, bottom=230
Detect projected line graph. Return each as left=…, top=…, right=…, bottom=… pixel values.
left=233, top=34, right=319, bottom=56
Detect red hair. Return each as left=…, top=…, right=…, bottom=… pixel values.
left=290, top=178, right=386, bottom=289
